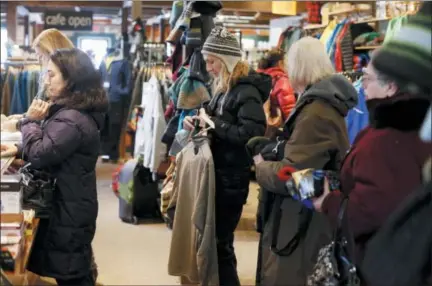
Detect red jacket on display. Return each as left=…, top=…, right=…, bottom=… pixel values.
left=257, top=67, right=296, bottom=120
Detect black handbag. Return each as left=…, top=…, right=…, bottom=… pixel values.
left=19, top=163, right=56, bottom=218
left=307, top=197, right=360, bottom=286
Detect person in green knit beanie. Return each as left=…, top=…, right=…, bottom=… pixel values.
left=312, top=3, right=432, bottom=285
left=360, top=4, right=432, bottom=285
left=372, top=1, right=432, bottom=95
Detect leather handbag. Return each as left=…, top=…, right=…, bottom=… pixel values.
left=264, top=97, right=283, bottom=128
left=19, top=163, right=56, bottom=218
left=264, top=76, right=283, bottom=128
left=307, top=197, right=360, bottom=286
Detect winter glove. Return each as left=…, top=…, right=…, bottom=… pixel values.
left=246, top=136, right=271, bottom=159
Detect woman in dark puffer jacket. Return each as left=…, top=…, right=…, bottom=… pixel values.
left=1, top=48, right=108, bottom=286
left=183, top=27, right=271, bottom=286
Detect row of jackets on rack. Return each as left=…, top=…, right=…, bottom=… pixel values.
left=320, top=19, right=354, bottom=72
left=1, top=67, right=41, bottom=115
left=130, top=65, right=172, bottom=173
left=134, top=75, right=169, bottom=173
left=320, top=19, right=384, bottom=72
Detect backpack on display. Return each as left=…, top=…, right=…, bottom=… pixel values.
left=117, top=158, right=162, bottom=224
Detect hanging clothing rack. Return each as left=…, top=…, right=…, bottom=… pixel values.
left=1, top=62, right=42, bottom=115
left=2, top=61, right=40, bottom=66
left=339, top=70, right=364, bottom=82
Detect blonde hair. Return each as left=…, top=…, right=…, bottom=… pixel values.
left=213, top=59, right=249, bottom=96
left=287, top=36, right=335, bottom=92
left=211, top=59, right=250, bottom=115
left=32, top=29, right=74, bottom=56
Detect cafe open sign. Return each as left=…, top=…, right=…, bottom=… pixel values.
left=44, top=11, right=93, bottom=31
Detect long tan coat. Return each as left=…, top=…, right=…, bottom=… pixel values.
left=168, top=137, right=219, bottom=286
left=255, top=74, right=358, bottom=286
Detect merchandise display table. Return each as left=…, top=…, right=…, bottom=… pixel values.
left=2, top=217, right=40, bottom=285
left=1, top=157, right=15, bottom=176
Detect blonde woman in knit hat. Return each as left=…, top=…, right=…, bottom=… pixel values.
left=183, top=26, right=272, bottom=286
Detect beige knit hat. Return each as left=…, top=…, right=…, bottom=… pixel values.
left=201, top=27, right=242, bottom=73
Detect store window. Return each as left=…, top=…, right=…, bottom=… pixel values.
left=1, top=28, right=8, bottom=65
left=241, top=38, right=256, bottom=50
left=78, top=37, right=111, bottom=68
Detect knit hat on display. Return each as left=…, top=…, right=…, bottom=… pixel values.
left=372, top=2, right=432, bottom=93
left=166, top=2, right=193, bottom=44
left=201, top=27, right=242, bottom=73
left=169, top=0, right=184, bottom=29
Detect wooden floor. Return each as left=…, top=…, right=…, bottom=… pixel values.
left=36, top=162, right=260, bottom=285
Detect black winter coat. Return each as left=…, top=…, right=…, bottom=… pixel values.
left=19, top=95, right=107, bottom=279
left=206, top=70, right=271, bottom=206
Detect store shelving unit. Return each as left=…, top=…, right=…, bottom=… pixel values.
left=355, top=45, right=382, bottom=50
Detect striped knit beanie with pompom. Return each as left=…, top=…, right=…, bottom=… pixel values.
left=201, top=26, right=242, bottom=73
left=372, top=2, right=432, bottom=93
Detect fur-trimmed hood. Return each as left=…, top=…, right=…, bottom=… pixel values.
left=49, top=89, right=108, bottom=130
left=52, top=88, right=109, bottom=113
left=367, top=94, right=430, bottom=132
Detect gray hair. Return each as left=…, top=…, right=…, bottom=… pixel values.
left=287, top=37, right=335, bottom=93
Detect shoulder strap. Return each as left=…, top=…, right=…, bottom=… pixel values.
left=269, top=75, right=284, bottom=108
left=79, top=111, right=100, bottom=131
left=271, top=75, right=283, bottom=92
left=270, top=196, right=313, bottom=256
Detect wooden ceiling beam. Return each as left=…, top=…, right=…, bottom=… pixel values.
left=17, top=1, right=123, bottom=8
left=227, top=28, right=269, bottom=37
left=136, top=1, right=272, bottom=13
left=221, top=1, right=272, bottom=13
left=140, top=1, right=172, bottom=9
left=219, top=11, right=275, bottom=23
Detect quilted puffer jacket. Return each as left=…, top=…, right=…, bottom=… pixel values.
left=257, top=66, right=296, bottom=120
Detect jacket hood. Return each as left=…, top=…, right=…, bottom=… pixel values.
left=48, top=104, right=107, bottom=131
left=88, top=112, right=106, bottom=130
left=257, top=66, right=287, bottom=79
left=237, top=70, right=272, bottom=102
left=367, top=95, right=430, bottom=132
left=53, top=88, right=109, bottom=114
left=300, top=74, right=358, bottom=116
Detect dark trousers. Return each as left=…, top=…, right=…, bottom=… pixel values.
left=56, top=272, right=94, bottom=286
left=215, top=203, right=244, bottom=286
left=101, top=100, right=128, bottom=161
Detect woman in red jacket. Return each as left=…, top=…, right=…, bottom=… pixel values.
left=257, top=49, right=296, bottom=137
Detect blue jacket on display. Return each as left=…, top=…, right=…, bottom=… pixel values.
left=99, top=53, right=132, bottom=103
left=345, top=79, right=369, bottom=144
left=10, top=71, right=29, bottom=115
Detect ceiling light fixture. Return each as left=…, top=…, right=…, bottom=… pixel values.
left=222, top=23, right=269, bottom=29
left=216, top=14, right=255, bottom=21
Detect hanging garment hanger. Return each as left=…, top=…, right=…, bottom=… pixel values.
left=198, top=108, right=215, bottom=129
left=189, top=119, right=214, bottom=155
